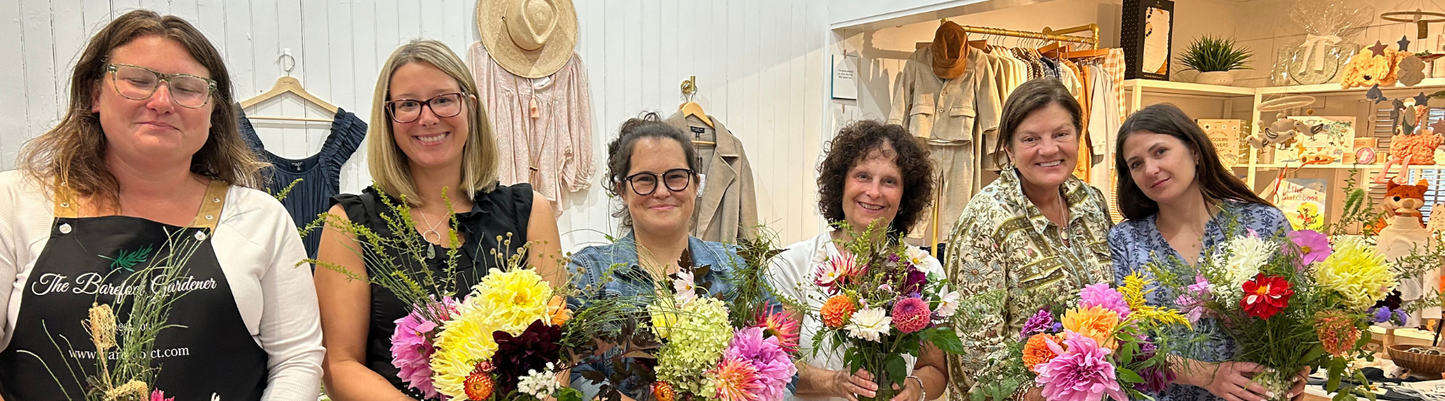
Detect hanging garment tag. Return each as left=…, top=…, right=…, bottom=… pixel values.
left=291, top=161, right=305, bottom=172
left=529, top=97, right=540, bottom=120
left=690, top=126, right=706, bottom=138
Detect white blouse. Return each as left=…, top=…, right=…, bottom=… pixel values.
left=0, top=170, right=324, bottom=400
left=769, top=231, right=944, bottom=401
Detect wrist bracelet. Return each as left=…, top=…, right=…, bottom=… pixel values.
left=1008, top=382, right=1031, bottom=401
left=906, top=375, right=925, bottom=401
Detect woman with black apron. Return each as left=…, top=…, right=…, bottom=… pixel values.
left=0, top=10, right=324, bottom=400
left=312, top=39, right=563, bottom=400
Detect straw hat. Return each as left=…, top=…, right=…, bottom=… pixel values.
left=477, top=0, right=578, bottom=78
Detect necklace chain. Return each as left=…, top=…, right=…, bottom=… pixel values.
left=416, top=210, right=446, bottom=244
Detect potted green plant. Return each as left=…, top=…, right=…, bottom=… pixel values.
left=1178, top=35, right=1253, bottom=85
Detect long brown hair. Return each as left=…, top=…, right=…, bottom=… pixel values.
left=1113, top=104, right=1269, bottom=220
left=16, top=9, right=263, bottom=206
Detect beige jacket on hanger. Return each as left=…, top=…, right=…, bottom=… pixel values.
left=665, top=111, right=759, bottom=243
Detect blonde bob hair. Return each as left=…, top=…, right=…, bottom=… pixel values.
left=366, top=39, right=498, bottom=205
left=18, top=10, right=265, bottom=205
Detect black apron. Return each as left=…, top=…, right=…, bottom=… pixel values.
left=0, top=181, right=269, bottom=400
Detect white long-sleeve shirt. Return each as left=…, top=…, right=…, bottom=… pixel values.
left=0, top=170, right=324, bottom=400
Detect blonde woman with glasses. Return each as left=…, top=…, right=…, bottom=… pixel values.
left=314, top=39, right=563, bottom=400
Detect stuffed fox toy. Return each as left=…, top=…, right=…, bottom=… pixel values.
left=1371, top=179, right=1430, bottom=233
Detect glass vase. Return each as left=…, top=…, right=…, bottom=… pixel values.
left=858, top=352, right=901, bottom=401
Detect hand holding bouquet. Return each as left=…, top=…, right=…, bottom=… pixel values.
left=1150, top=229, right=1394, bottom=401
left=810, top=224, right=964, bottom=401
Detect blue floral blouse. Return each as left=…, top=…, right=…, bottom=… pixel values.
left=1108, top=201, right=1291, bottom=401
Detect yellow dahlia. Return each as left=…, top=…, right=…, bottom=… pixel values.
left=1314, top=238, right=1394, bottom=310
left=432, top=268, right=554, bottom=398
left=472, top=268, right=554, bottom=333
left=1061, top=306, right=1119, bottom=350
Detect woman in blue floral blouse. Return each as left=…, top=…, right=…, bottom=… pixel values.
left=1109, top=104, right=1307, bottom=401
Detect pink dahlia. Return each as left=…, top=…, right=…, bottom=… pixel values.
left=723, top=327, right=797, bottom=401
left=756, top=309, right=801, bottom=354
left=1079, top=283, right=1130, bottom=320
left=1034, top=330, right=1127, bottom=401
left=149, top=389, right=174, bottom=401
left=390, top=296, right=458, bottom=399
left=712, top=356, right=764, bottom=401
left=892, top=297, right=931, bottom=334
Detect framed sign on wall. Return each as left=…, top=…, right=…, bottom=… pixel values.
left=1121, top=0, right=1175, bottom=80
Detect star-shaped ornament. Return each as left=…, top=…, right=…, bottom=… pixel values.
left=1400, top=36, right=1413, bottom=53
left=1431, top=118, right=1445, bottom=134
left=1369, top=41, right=1388, bottom=57
left=1417, top=92, right=1431, bottom=106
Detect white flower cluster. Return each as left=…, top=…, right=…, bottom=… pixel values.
left=1219, top=233, right=1276, bottom=303
left=517, top=362, right=560, bottom=400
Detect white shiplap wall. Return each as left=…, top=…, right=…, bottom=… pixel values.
left=0, top=0, right=831, bottom=251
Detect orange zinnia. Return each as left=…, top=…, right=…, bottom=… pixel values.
left=1022, top=333, right=1060, bottom=373
left=1061, top=305, right=1120, bottom=350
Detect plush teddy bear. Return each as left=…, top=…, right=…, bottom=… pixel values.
left=1341, top=48, right=1410, bottom=89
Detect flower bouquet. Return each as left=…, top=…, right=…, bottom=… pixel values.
left=575, top=233, right=803, bottom=401
left=999, top=274, right=1190, bottom=401
left=808, top=224, right=965, bottom=401
left=305, top=189, right=625, bottom=401
left=1149, top=227, right=1395, bottom=401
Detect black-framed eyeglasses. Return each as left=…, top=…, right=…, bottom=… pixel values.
left=385, top=92, right=466, bottom=123
left=625, top=168, right=695, bottom=196
left=105, top=63, right=217, bottom=109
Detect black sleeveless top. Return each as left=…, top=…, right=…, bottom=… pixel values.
left=331, top=183, right=534, bottom=398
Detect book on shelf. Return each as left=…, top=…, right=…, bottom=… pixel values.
left=1198, top=119, right=1244, bottom=168
left=1272, top=177, right=1328, bottom=231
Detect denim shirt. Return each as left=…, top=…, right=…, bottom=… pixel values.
left=566, top=233, right=792, bottom=400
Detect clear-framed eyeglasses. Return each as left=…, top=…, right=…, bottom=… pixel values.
left=105, top=63, right=217, bottom=109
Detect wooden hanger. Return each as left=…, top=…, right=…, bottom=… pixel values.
left=1063, top=47, right=1112, bottom=59
left=242, top=76, right=338, bottom=114
left=241, top=52, right=338, bottom=115
left=679, top=76, right=714, bottom=129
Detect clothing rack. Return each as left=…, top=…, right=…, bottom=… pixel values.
left=954, top=23, right=1099, bottom=49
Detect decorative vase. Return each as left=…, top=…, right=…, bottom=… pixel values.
left=1196, top=71, right=1235, bottom=86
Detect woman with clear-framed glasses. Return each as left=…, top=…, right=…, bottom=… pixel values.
left=0, top=10, right=323, bottom=400
left=312, top=39, right=563, bottom=400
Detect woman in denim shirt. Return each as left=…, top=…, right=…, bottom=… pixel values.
left=568, top=112, right=771, bottom=400
left=1109, top=104, right=1305, bottom=401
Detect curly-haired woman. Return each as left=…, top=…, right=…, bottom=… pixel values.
left=770, top=120, right=947, bottom=401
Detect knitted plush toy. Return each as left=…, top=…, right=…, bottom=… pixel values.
left=1341, top=48, right=1409, bottom=89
